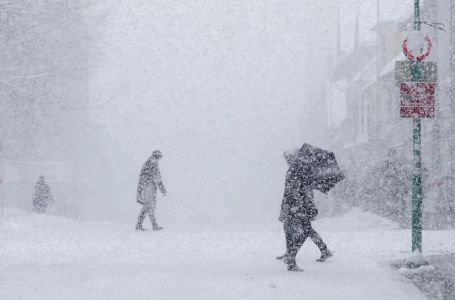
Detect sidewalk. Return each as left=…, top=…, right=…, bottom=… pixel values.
left=392, top=253, right=455, bottom=300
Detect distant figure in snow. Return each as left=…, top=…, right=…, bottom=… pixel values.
left=135, top=150, right=167, bottom=231
left=32, top=175, right=54, bottom=213
left=277, top=149, right=332, bottom=271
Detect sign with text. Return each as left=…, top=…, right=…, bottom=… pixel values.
left=400, top=82, right=435, bottom=118
left=395, top=61, right=437, bottom=85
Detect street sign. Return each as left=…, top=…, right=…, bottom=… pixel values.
left=400, top=82, right=435, bottom=118
left=395, top=61, right=437, bottom=85
left=402, top=33, right=432, bottom=61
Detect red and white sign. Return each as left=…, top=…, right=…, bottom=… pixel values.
left=402, top=34, right=432, bottom=62
left=400, top=82, right=435, bottom=118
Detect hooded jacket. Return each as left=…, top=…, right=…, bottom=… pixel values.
left=136, top=157, right=166, bottom=204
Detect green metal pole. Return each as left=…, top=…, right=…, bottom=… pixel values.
left=411, top=0, right=422, bottom=254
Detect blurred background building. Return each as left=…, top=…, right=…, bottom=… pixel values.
left=325, top=1, right=455, bottom=228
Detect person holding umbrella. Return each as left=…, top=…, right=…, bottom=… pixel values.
left=278, top=145, right=343, bottom=271
left=135, top=150, right=167, bottom=231
left=277, top=150, right=332, bottom=264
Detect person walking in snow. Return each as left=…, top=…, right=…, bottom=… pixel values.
left=277, top=149, right=332, bottom=271
left=32, top=175, right=54, bottom=213
left=135, top=150, right=167, bottom=231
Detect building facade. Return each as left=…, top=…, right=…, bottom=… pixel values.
left=327, top=1, right=455, bottom=227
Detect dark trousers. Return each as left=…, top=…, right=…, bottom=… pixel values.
left=284, top=216, right=328, bottom=263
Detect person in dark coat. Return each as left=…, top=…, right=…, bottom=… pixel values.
left=32, top=175, right=54, bottom=213
left=278, top=150, right=332, bottom=271
left=135, top=150, right=167, bottom=231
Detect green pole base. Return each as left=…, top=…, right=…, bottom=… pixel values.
left=406, top=260, right=429, bottom=269
left=406, top=251, right=428, bottom=269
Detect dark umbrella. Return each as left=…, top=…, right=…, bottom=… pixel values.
left=294, top=143, right=345, bottom=194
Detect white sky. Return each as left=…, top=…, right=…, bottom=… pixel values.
left=87, top=0, right=414, bottom=223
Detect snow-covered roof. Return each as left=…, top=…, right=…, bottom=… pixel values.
left=380, top=52, right=407, bottom=78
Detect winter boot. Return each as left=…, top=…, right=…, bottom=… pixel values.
left=287, top=264, right=304, bottom=272
left=276, top=253, right=289, bottom=260
left=284, top=255, right=303, bottom=272
left=135, top=225, right=146, bottom=231
left=316, top=249, right=333, bottom=262
left=152, top=225, right=163, bottom=231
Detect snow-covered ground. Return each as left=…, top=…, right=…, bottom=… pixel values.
left=1, top=208, right=453, bottom=299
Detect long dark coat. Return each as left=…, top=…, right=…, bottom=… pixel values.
left=279, top=163, right=318, bottom=222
